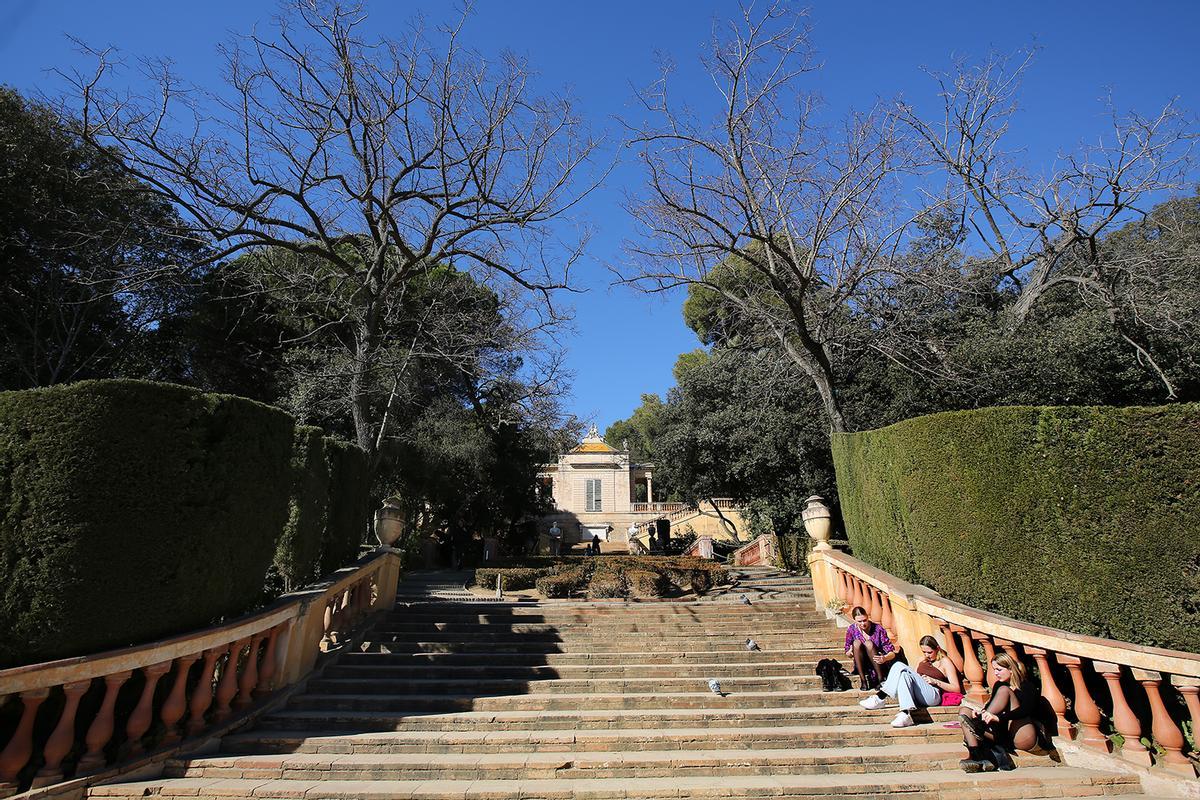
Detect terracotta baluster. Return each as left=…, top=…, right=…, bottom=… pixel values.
left=993, top=637, right=1020, bottom=661
left=879, top=592, right=895, bottom=635
left=836, top=570, right=850, bottom=607
left=1132, top=669, right=1194, bottom=775
left=0, top=688, right=51, bottom=793
left=866, top=585, right=881, bottom=624
left=320, top=600, right=335, bottom=649
left=1177, top=679, right=1200, bottom=758
left=256, top=625, right=282, bottom=694
left=235, top=633, right=266, bottom=708
left=124, top=661, right=172, bottom=756
left=934, top=619, right=964, bottom=675
left=952, top=625, right=987, bottom=703
left=854, top=578, right=867, bottom=612
left=186, top=648, right=223, bottom=736
left=78, top=671, right=131, bottom=773
left=159, top=654, right=199, bottom=745
left=1094, top=662, right=1147, bottom=764
left=1058, top=655, right=1106, bottom=749
left=973, top=633, right=996, bottom=677
left=32, top=680, right=91, bottom=787
left=1026, top=647, right=1072, bottom=739
left=212, top=639, right=247, bottom=723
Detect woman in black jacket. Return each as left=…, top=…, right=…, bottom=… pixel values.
left=959, top=652, right=1052, bottom=772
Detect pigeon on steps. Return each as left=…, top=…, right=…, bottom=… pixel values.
left=740, top=595, right=752, bottom=605
left=745, top=638, right=760, bottom=651
left=707, top=678, right=725, bottom=696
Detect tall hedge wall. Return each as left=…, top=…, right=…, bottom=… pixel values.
left=323, top=438, right=369, bottom=574
left=0, top=380, right=294, bottom=667
left=831, top=405, right=1200, bottom=653
left=0, top=380, right=373, bottom=668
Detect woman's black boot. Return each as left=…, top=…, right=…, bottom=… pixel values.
left=988, top=744, right=1016, bottom=771
left=959, top=746, right=998, bottom=773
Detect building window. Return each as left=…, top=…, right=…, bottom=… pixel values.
left=586, top=478, right=603, bottom=512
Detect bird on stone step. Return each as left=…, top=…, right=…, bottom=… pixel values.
left=707, top=678, right=725, bottom=696
left=740, top=595, right=752, bottom=605
left=745, top=638, right=760, bottom=651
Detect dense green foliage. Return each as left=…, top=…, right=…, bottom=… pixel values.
left=831, top=405, right=1200, bottom=651
left=477, top=556, right=727, bottom=600
left=275, top=426, right=331, bottom=591
left=322, top=438, right=370, bottom=575
left=0, top=380, right=294, bottom=667
left=0, top=87, right=204, bottom=389
left=0, top=380, right=372, bottom=667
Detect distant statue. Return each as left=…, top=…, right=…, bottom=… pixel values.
left=548, top=521, right=562, bottom=556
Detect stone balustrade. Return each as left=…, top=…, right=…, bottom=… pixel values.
left=683, top=535, right=714, bottom=560
left=809, top=547, right=1200, bottom=780
left=731, top=533, right=778, bottom=567
left=630, top=502, right=688, bottom=514
left=0, top=549, right=401, bottom=799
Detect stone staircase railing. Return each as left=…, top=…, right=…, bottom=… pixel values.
left=0, top=549, right=402, bottom=799
left=630, top=498, right=744, bottom=550
left=808, top=547, right=1200, bottom=784
left=731, top=533, right=778, bottom=567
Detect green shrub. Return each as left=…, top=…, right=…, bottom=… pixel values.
left=831, top=404, right=1200, bottom=652
left=775, top=533, right=808, bottom=572
left=0, top=380, right=294, bottom=668
left=588, top=568, right=628, bottom=598
left=473, top=567, right=546, bottom=591
left=627, top=568, right=669, bottom=598
left=322, top=437, right=369, bottom=575
left=274, top=426, right=330, bottom=591
left=536, top=566, right=588, bottom=598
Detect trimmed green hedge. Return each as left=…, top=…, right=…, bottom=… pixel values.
left=0, top=380, right=294, bottom=667
left=831, top=405, right=1200, bottom=652
left=0, top=380, right=374, bottom=668
left=275, top=426, right=330, bottom=591
left=322, top=437, right=369, bottom=575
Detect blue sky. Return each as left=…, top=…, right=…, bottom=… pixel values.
left=3, top=1, right=1199, bottom=430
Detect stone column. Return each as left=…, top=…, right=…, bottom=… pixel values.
left=645, top=474, right=653, bottom=504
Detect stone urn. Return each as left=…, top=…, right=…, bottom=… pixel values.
left=801, top=494, right=833, bottom=550
left=373, top=498, right=406, bottom=547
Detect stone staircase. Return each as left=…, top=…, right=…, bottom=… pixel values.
left=89, top=568, right=1145, bottom=799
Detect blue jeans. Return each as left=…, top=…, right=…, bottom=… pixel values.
left=882, top=663, right=942, bottom=711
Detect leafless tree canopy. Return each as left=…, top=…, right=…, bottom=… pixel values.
left=68, top=0, right=598, bottom=459
left=619, top=3, right=916, bottom=432
left=896, top=49, right=1197, bottom=397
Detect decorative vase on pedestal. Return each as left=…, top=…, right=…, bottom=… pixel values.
left=374, top=499, right=406, bottom=547
left=801, top=495, right=833, bottom=551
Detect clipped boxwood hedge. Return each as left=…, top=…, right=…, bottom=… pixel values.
left=322, top=437, right=369, bottom=575
left=0, top=380, right=294, bottom=668
left=275, top=425, right=330, bottom=591
left=831, top=404, right=1200, bottom=652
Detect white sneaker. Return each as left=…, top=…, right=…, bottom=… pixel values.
left=890, top=711, right=915, bottom=728
left=858, top=694, right=887, bottom=710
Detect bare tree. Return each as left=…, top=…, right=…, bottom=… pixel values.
left=619, top=3, right=915, bottom=432
left=895, top=49, right=1196, bottom=398
left=67, top=0, right=597, bottom=464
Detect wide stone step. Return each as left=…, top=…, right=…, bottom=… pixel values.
left=305, top=674, right=826, bottom=695
left=365, top=633, right=842, bottom=652
left=348, top=646, right=847, bottom=665
left=370, top=620, right=827, bottom=634
left=222, top=723, right=964, bottom=755
left=165, top=743, right=979, bottom=780
left=322, top=661, right=839, bottom=680
left=259, top=704, right=963, bottom=731
left=288, top=688, right=878, bottom=712
left=89, top=766, right=1140, bottom=800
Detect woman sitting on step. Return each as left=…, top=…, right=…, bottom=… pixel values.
left=858, top=635, right=963, bottom=727
left=959, top=652, right=1053, bottom=772
left=843, top=606, right=896, bottom=690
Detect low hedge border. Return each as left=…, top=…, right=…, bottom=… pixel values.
left=831, top=404, right=1200, bottom=652
left=480, top=556, right=728, bottom=600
